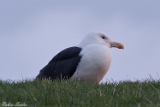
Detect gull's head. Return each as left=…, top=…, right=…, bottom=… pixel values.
left=79, top=33, right=124, bottom=49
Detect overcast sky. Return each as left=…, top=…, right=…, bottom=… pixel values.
left=0, top=0, right=160, bottom=82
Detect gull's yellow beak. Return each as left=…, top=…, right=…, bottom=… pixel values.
left=110, top=42, right=124, bottom=49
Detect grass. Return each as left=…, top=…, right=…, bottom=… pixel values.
left=0, top=79, right=160, bottom=107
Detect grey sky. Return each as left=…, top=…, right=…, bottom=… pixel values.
left=0, top=0, right=160, bottom=82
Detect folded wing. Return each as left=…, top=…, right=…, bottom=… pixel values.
left=36, top=47, right=82, bottom=80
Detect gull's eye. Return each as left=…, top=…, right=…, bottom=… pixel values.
left=101, top=35, right=106, bottom=39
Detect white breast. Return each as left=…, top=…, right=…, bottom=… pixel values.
left=71, top=44, right=112, bottom=83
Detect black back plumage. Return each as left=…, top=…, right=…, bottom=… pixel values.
left=36, top=47, right=82, bottom=80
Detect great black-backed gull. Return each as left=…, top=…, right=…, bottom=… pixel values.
left=36, top=33, right=124, bottom=83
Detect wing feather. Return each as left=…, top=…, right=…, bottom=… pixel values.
left=36, top=47, right=82, bottom=80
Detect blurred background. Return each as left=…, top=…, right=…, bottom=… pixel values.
left=0, top=0, right=160, bottom=82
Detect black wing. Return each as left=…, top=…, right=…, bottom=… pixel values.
left=36, top=46, right=82, bottom=80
